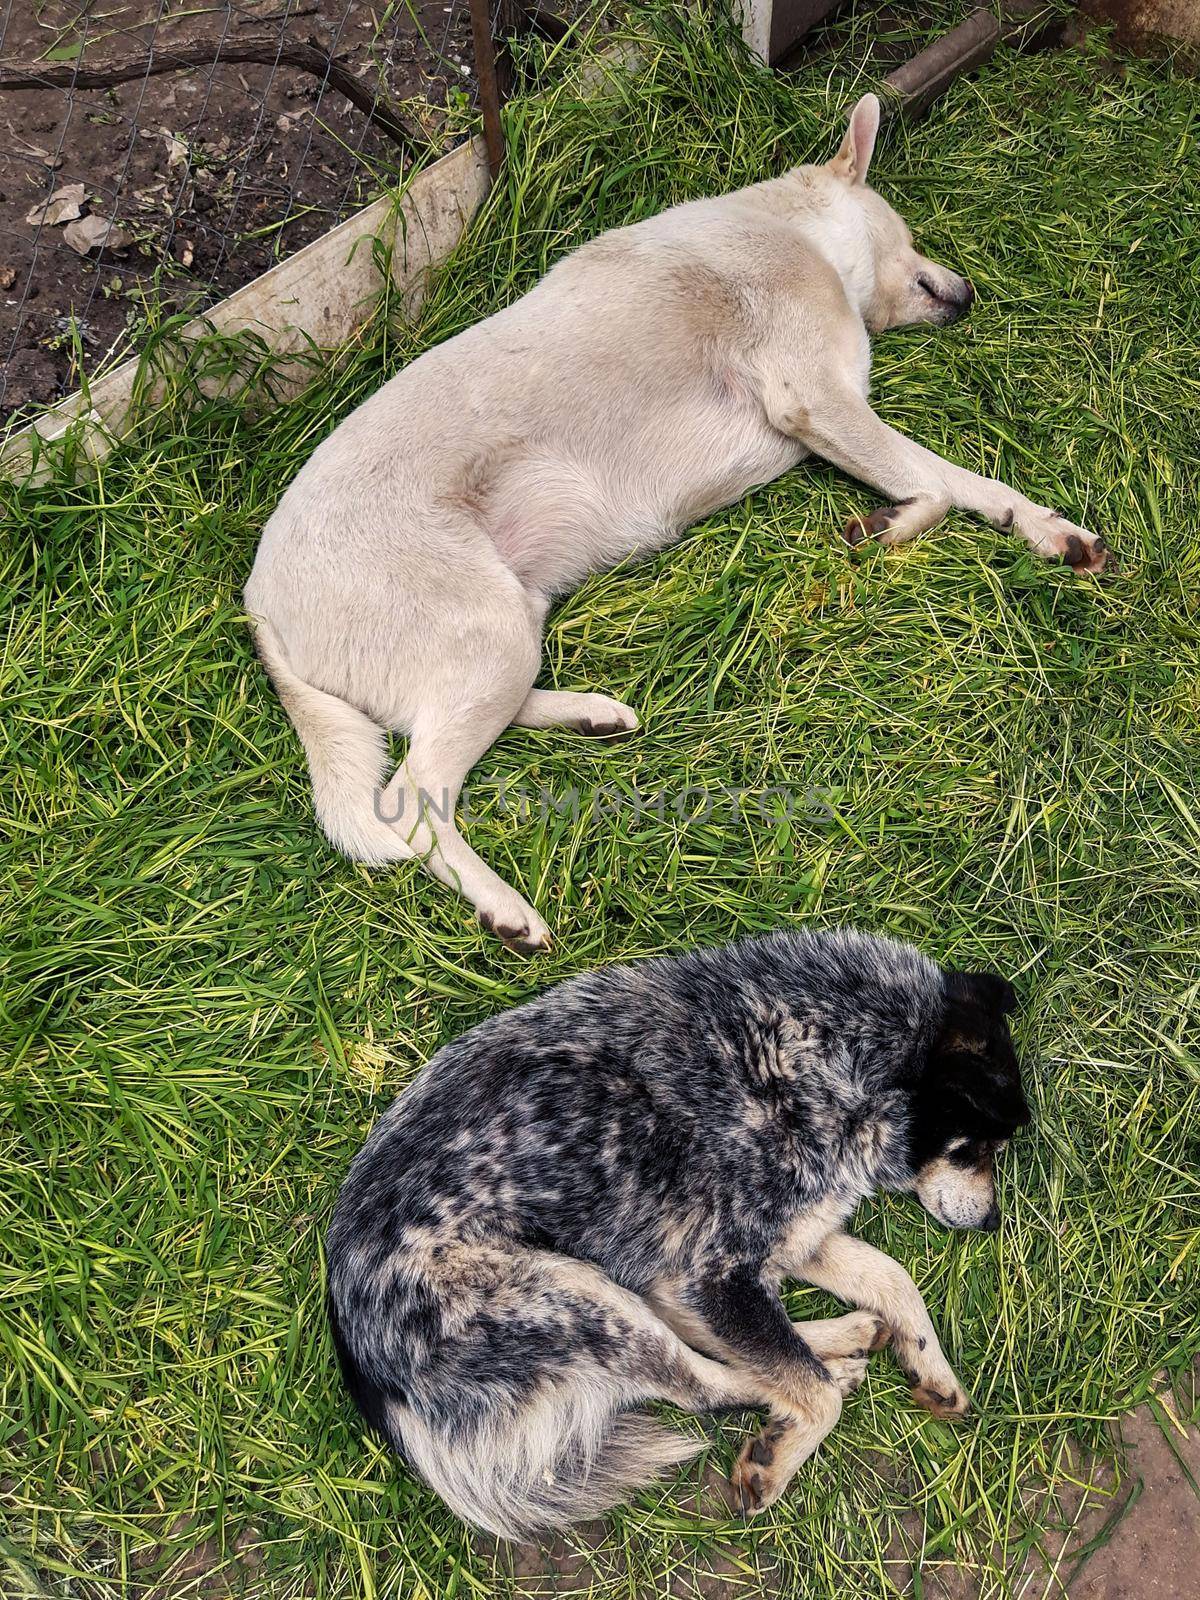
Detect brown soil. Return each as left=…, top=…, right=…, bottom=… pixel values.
left=1065, top=1367, right=1200, bottom=1600
left=1082, top=1, right=1200, bottom=54
left=894, top=1363, right=1200, bottom=1599
left=0, top=0, right=476, bottom=424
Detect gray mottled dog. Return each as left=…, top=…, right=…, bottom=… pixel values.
left=326, top=927, right=1029, bottom=1538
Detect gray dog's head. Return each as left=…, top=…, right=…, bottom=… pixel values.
left=821, top=93, right=976, bottom=333
left=906, top=969, right=1031, bottom=1232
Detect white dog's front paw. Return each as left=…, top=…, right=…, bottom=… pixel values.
left=479, top=896, right=552, bottom=956
left=1015, top=506, right=1109, bottom=574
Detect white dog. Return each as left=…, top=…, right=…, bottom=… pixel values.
left=246, top=94, right=1107, bottom=950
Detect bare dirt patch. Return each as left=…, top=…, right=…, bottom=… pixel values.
left=1066, top=1367, right=1200, bottom=1600
left=491, top=1369, right=1200, bottom=1599
left=889, top=1364, right=1200, bottom=1598
left=0, top=0, right=474, bottom=422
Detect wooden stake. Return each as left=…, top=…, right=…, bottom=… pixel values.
left=883, top=3, right=1057, bottom=119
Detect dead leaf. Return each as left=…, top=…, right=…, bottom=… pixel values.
left=25, top=182, right=85, bottom=227
left=63, top=214, right=130, bottom=255
left=0, top=266, right=16, bottom=291
left=163, top=130, right=188, bottom=167
left=12, top=137, right=63, bottom=170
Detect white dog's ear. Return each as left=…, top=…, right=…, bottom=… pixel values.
left=830, top=93, right=880, bottom=185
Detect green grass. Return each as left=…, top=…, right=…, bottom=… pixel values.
left=3, top=5, right=1199, bottom=1596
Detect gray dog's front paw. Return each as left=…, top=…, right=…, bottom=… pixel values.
left=910, top=1380, right=971, bottom=1419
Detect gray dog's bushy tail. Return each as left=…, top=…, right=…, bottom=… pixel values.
left=250, top=620, right=413, bottom=866
left=329, top=1303, right=698, bottom=1540
left=393, top=1400, right=698, bottom=1542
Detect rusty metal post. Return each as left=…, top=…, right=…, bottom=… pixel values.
left=883, top=3, right=1056, bottom=119
left=468, top=0, right=507, bottom=180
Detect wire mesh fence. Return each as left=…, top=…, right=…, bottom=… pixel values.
left=0, top=0, right=535, bottom=430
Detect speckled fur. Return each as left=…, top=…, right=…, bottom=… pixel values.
left=326, top=927, right=1029, bottom=1537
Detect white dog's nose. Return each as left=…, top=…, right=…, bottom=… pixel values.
left=924, top=271, right=974, bottom=322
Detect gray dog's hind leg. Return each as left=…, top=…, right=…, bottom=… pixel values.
left=683, top=1273, right=845, bottom=1516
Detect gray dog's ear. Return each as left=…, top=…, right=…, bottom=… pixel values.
left=830, top=93, right=880, bottom=185
left=946, top=970, right=1018, bottom=1018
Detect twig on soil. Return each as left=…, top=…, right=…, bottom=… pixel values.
left=237, top=5, right=321, bottom=21
left=0, top=31, right=417, bottom=154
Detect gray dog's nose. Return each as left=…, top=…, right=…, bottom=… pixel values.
left=978, top=1204, right=1000, bottom=1232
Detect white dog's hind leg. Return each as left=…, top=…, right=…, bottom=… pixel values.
left=377, top=588, right=552, bottom=951
left=843, top=494, right=950, bottom=549
left=511, top=688, right=639, bottom=737
left=382, top=724, right=552, bottom=954
left=251, top=619, right=419, bottom=867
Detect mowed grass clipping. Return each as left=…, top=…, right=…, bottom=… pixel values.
left=3, top=5, right=1199, bottom=1596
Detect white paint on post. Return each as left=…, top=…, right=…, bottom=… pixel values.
left=737, top=0, right=773, bottom=63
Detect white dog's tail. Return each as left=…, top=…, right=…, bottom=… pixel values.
left=250, top=620, right=413, bottom=866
